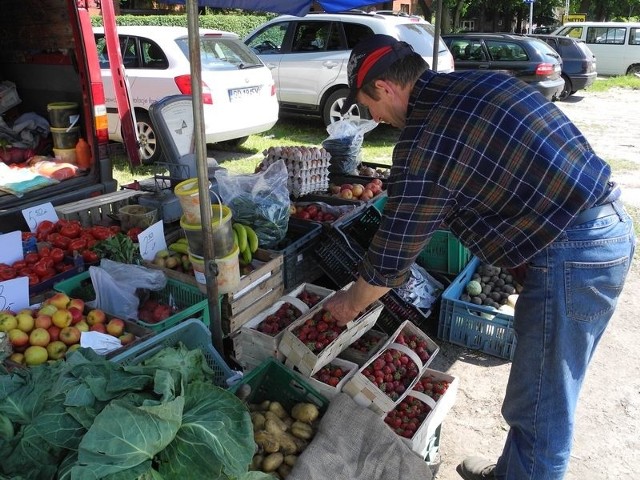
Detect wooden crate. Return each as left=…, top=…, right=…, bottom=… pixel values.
left=222, top=250, right=285, bottom=335
left=55, top=190, right=148, bottom=227
left=231, top=283, right=335, bottom=371
left=279, top=299, right=384, bottom=377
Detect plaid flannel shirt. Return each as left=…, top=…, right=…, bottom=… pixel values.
left=359, top=70, right=611, bottom=288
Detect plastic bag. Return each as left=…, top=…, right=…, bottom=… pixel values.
left=86, top=260, right=167, bottom=319
left=216, top=159, right=290, bottom=248
left=322, top=119, right=378, bottom=174
left=396, top=263, right=444, bottom=310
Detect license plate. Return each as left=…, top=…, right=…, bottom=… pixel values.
left=229, top=86, right=261, bottom=101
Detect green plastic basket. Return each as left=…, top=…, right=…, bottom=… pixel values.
left=417, top=230, right=471, bottom=276
left=230, top=358, right=329, bottom=413
left=54, top=270, right=210, bottom=333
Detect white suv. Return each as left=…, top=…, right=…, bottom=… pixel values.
left=245, top=11, right=455, bottom=125
left=94, top=26, right=279, bottom=164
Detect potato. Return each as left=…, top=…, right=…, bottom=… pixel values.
left=251, top=412, right=266, bottom=431
left=284, top=454, right=298, bottom=467
left=254, top=430, right=280, bottom=453
left=291, top=403, right=319, bottom=424
left=250, top=454, right=264, bottom=471
left=277, top=463, right=293, bottom=478
left=290, top=421, right=313, bottom=440
left=262, top=452, right=284, bottom=472
left=265, top=418, right=286, bottom=435
left=276, top=431, right=300, bottom=455
left=265, top=411, right=289, bottom=432
left=268, top=401, right=288, bottom=419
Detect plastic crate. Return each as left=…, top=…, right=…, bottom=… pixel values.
left=438, top=257, right=516, bottom=360
left=54, top=190, right=148, bottom=227
left=0, top=81, right=20, bottom=114
left=265, top=218, right=324, bottom=292
left=54, top=270, right=210, bottom=333
left=230, top=357, right=330, bottom=414
left=109, top=319, right=234, bottom=388
left=417, top=230, right=471, bottom=276
left=311, top=219, right=433, bottom=334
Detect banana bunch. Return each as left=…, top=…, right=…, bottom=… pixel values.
left=232, top=222, right=259, bottom=266
left=168, top=237, right=189, bottom=255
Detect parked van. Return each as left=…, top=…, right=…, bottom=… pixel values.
left=553, top=22, right=640, bottom=76
left=0, top=0, right=135, bottom=230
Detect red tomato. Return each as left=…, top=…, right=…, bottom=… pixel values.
left=0, top=267, right=17, bottom=281
left=27, top=273, right=40, bottom=286
left=39, top=246, right=51, bottom=257
left=35, top=220, right=56, bottom=240
left=24, top=252, right=40, bottom=265
left=59, top=223, right=81, bottom=239
left=68, top=238, right=87, bottom=254
left=18, top=267, right=33, bottom=276
left=81, top=249, right=99, bottom=263
left=50, top=247, right=65, bottom=264
left=11, top=260, right=27, bottom=271
left=32, top=261, right=50, bottom=278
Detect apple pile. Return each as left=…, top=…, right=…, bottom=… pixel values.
left=0, top=292, right=133, bottom=366
left=289, top=203, right=337, bottom=222
left=328, top=178, right=384, bottom=201
left=293, top=308, right=345, bottom=354
left=384, top=375, right=451, bottom=439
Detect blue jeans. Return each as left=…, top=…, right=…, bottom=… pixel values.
left=496, top=200, right=635, bottom=479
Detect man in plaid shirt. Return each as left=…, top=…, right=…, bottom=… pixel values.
left=323, top=34, right=635, bottom=480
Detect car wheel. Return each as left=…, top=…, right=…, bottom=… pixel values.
left=322, top=88, right=371, bottom=126
left=556, top=74, right=572, bottom=101
left=627, top=64, right=640, bottom=75
left=136, top=111, right=162, bottom=165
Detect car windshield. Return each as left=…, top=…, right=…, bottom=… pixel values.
left=175, top=36, right=263, bottom=70
left=395, top=23, right=449, bottom=55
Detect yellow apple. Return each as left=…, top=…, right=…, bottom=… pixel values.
left=8, top=328, right=29, bottom=348
left=16, top=313, right=35, bottom=333
left=46, top=340, right=68, bottom=360
left=46, top=292, right=70, bottom=310
left=106, top=318, right=125, bottom=337
left=29, top=327, right=51, bottom=347
left=9, top=352, right=25, bottom=364
left=37, top=304, right=58, bottom=317
left=86, top=309, right=106, bottom=326
left=75, top=320, right=89, bottom=332
left=351, top=184, right=364, bottom=198
left=0, top=312, right=17, bottom=332
left=52, top=309, right=72, bottom=329
left=66, top=343, right=81, bottom=356
left=24, top=345, right=49, bottom=366
left=59, top=326, right=81, bottom=346
left=119, top=332, right=135, bottom=345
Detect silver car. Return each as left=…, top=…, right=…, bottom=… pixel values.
left=245, top=11, right=455, bottom=125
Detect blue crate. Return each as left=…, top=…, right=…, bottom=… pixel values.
left=438, top=257, right=516, bottom=360
left=109, top=319, right=235, bottom=388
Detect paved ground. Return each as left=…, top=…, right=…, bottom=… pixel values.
left=432, top=88, right=640, bottom=480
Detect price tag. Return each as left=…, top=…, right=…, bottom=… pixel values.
left=0, top=277, right=30, bottom=313
left=137, top=221, right=167, bottom=261
left=22, top=202, right=59, bottom=233
left=0, top=231, right=23, bottom=265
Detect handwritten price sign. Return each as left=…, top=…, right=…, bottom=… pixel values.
left=21, top=202, right=59, bottom=233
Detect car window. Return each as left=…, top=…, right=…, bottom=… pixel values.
left=176, top=36, right=263, bottom=71
left=447, top=39, right=486, bottom=61
left=141, top=40, right=168, bottom=69
left=630, top=28, right=640, bottom=45
left=396, top=23, right=448, bottom=55
left=342, top=22, right=374, bottom=49
left=246, top=22, right=289, bottom=54
left=95, top=36, right=109, bottom=68
left=120, top=37, right=139, bottom=68
left=588, top=27, right=626, bottom=45
left=486, top=41, right=527, bottom=61
left=292, top=22, right=331, bottom=52
left=558, top=26, right=584, bottom=40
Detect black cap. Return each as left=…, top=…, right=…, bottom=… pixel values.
left=341, top=34, right=416, bottom=115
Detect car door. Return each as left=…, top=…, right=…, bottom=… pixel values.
left=245, top=21, right=290, bottom=102
left=446, top=38, right=489, bottom=70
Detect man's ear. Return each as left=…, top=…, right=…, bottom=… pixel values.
left=374, top=79, right=395, bottom=98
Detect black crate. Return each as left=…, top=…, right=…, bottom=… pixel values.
left=311, top=212, right=434, bottom=335
left=265, top=218, right=324, bottom=293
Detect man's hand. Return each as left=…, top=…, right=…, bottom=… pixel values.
left=323, top=277, right=390, bottom=327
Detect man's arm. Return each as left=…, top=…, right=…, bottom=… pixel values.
left=323, top=277, right=390, bottom=326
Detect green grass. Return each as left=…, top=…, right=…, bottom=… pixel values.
left=588, top=75, right=640, bottom=92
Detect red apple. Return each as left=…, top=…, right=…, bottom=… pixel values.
left=68, top=298, right=85, bottom=312
left=68, top=307, right=84, bottom=325
left=86, top=309, right=106, bottom=326
left=90, top=323, right=107, bottom=334
left=8, top=328, right=29, bottom=348
left=106, top=318, right=125, bottom=337
left=119, top=332, right=135, bottom=345
left=34, top=314, right=52, bottom=330
left=329, top=185, right=341, bottom=194
left=339, top=189, right=353, bottom=199
left=340, top=183, right=353, bottom=192
left=59, top=326, right=81, bottom=346
left=48, top=325, right=61, bottom=342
